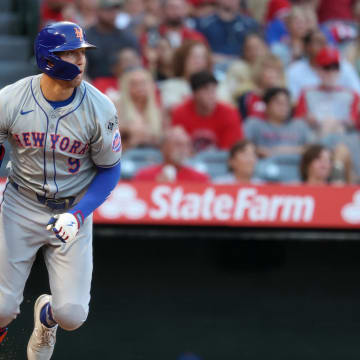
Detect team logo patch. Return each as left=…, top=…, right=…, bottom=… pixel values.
left=112, top=129, right=122, bottom=153
left=74, top=27, right=83, bottom=41
left=105, top=115, right=119, bottom=134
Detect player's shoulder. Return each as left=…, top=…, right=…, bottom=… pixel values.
left=82, top=80, right=116, bottom=116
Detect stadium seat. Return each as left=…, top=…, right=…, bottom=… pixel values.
left=0, top=14, right=20, bottom=35
left=121, top=147, right=163, bottom=179
left=186, top=148, right=229, bottom=179
left=0, top=36, right=30, bottom=61
left=0, top=61, right=37, bottom=88
left=0, top=0, right=13, bottom=12
left=255, top=153, right=301, bottom=183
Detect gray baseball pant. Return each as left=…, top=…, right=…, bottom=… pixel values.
left=0, top=182, right=93, bottom=331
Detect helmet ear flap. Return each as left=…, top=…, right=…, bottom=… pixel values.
left=42, top=53, right=81, bottom=81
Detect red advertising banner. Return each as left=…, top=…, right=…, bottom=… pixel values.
left=0, top=178, right=359, bottom=228
left=93, top=181, right=360, bottom=229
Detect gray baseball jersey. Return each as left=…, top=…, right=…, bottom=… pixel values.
left=0, top=74, right=121, bottom=198
left=0, top=74, right=121, bottom=331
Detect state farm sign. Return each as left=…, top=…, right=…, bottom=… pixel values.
left=94, top=182, right=360, bottom=228
left=147, top=186, right=314, bottom=222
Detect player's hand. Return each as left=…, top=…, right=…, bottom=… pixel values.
left=46, top=213, right=79, bottom=243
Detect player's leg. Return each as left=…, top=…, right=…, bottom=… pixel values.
left=27, top=214, right=93, bottom=359
left=43, top=214, right=93, bottom=331
left=0, top=183, right=44, bottom=342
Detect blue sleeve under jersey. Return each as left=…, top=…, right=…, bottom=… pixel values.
left=70, top=163, right=121, bottom=226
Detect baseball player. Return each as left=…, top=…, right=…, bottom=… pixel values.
left=0, top=21, right=122, bottom=359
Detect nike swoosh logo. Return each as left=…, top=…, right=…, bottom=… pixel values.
left=20, top=109, right=34, bottom=115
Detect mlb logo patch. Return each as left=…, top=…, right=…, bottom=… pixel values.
left=112, top=129, right=122, bottom=153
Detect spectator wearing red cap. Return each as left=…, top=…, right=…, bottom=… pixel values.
left=286, top=29, right=360, bottom=101
left=295, top=46, right=360, bottom=133
left=171, top=71, right=244, bottom=152
left=294, top=46, right=359, bottom=182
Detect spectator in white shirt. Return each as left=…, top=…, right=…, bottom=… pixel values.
left=286, top=29, right=360, bottom=101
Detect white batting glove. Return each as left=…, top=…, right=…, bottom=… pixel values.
left=46, top=213, right=79, bottom=243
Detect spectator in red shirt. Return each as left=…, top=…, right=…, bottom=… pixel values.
left=40, top=0, right=75, bottom=28
left=172, top=71, right=244, bottom=152
left=316, top=0, right=360, bottom=24
left=134, top=127, right=209, bottom=182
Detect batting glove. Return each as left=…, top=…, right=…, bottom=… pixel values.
left=46, top=213, right=79, bottom=243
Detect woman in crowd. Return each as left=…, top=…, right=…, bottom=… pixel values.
left=300, top=144, right=345, bottom=185
left=245, top=87, right=314, bottom=158
left=237, top=54, right=285, bottom=120
left=159, top=40, right=212, bottom=110
left=271, top=6, right=313, bottom=66
left=214, top=140, right=262, bottom=184
left=116, top=67, right=163, bottom=149
left=217, top=33, right=269, bottom=106
left=145, top=37, right=175, bottom=81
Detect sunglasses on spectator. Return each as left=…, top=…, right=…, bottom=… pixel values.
left=321, top=63, right=340, bottom=71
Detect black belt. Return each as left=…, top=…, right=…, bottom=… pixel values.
left=9, top=179, right=75, bottom=210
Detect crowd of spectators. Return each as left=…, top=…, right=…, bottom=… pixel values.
left=40, top=0, right=360, bottom=185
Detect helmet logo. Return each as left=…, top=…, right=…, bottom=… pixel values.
left=74, top=27, right=83, bottom=41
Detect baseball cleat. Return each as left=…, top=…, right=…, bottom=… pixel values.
left=0, top=327, right=7, bottom=343
left=27, top=294, right=58, bottom=360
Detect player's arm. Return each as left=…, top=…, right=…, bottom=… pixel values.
left=47, top=163, right=121, bottom=243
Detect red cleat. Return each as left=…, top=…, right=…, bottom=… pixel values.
left=0, top=327, right=7, bottom=343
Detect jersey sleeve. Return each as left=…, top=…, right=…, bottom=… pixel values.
left=90, top=111, right=122, bottom=168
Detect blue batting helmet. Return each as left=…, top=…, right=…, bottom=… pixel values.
left=34, top=21, right=96, bottom=81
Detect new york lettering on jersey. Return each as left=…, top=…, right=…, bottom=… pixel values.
left=0, top=74, right=120, bottom=198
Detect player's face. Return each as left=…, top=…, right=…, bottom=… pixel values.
left=57, top=48, right=87, bottom=86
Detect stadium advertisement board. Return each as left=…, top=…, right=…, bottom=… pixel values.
left=94, top=182, right=360, bottom=229
left=0, top=179, right=359, bottom=228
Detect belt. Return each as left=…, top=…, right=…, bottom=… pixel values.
left=9, top=179, right=75, bottom=210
